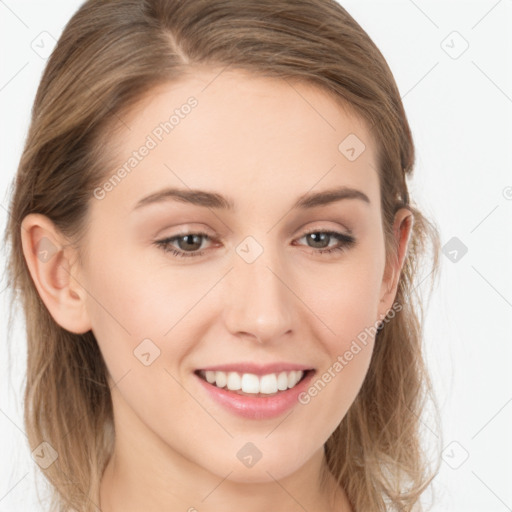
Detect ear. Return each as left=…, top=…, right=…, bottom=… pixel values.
left=377, top=208, right=414, bottom=323
left=20, top=213, right=92, bottom=334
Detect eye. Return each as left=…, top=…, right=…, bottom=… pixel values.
left=154, top=231, right=213, bottom=258
left=154, top=229, right=356, bottom=259
left=294, top=229, right=356, bottom=256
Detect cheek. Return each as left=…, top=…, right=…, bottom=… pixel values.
left=296, top=309, right=377, bottom=453
left=298, top=254, right=385, bottom=344
left=81, top=248, right=171, bottom=379
left=84, top=239, right=189, bottom=336
left=295, top=345, right=374, bottom=466
left=278, top=259, right=382, bottom=434
left=83, top=244, right=218, bottom=409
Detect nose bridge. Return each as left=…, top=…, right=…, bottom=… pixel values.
left=223, top=236, right=294, bottom=342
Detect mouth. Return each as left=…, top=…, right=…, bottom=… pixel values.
left=194, top=368, right=315, bottom=397
left=193, top=364, right=317, bottom=419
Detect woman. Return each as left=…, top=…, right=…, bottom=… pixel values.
left=3, top=0, right=442, bottom=510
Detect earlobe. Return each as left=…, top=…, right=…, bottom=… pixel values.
left=20, top=213, right=92, bottom=335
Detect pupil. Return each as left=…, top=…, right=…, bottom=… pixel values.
left=308, top=232, right=328, bottom=248
left=180, top=234, right=201, bottom=251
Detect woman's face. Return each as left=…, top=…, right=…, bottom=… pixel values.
left=73, top=68, right=403, bottom=483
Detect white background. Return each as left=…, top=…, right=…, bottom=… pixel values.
left=1, top=1, right=511, bottom=510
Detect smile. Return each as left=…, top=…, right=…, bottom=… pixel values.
left=196, top=369, right=308, bottom=396
left=194, top=365, right=316, bottom=420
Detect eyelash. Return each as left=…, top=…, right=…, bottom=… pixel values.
left=154, top=229, right=356, bottom=259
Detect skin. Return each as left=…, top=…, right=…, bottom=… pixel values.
left=21, top=67, right=413, bottom=512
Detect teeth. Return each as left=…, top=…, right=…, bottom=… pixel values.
left=227, top=372, right=241, bottom=390
left=290, top=370, right=303, bottom=388
left=215, top=371, right=227, bottom=388
left=277, top=371, right=289, bottom=391
left=201, top=370, right=306, bottom=394
left=241, top=373, right=260, bottom=393
left=260, top=374, right=277, bottom=394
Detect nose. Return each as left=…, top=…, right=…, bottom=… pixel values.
left=222, top=245, right=295, bottom=345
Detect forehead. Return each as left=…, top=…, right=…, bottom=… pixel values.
left=99, top=67, right=380, bottom=214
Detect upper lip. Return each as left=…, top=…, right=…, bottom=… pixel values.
left=196, top=362, right=314, bottom=376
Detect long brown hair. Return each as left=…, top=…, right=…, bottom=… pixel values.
left=3, top=1, right=442, bottom=510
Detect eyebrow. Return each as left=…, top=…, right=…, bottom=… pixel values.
left=132, top=185, right=370, bottom=211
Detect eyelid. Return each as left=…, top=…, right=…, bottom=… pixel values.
left=155, top=223, right=217, bottom=238
left=295, top=220, right=353, bottom=238
left=299, top=224, right=353, bottom=238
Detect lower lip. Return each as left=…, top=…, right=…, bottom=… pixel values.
left=194, top=370, right=315, bottom=420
